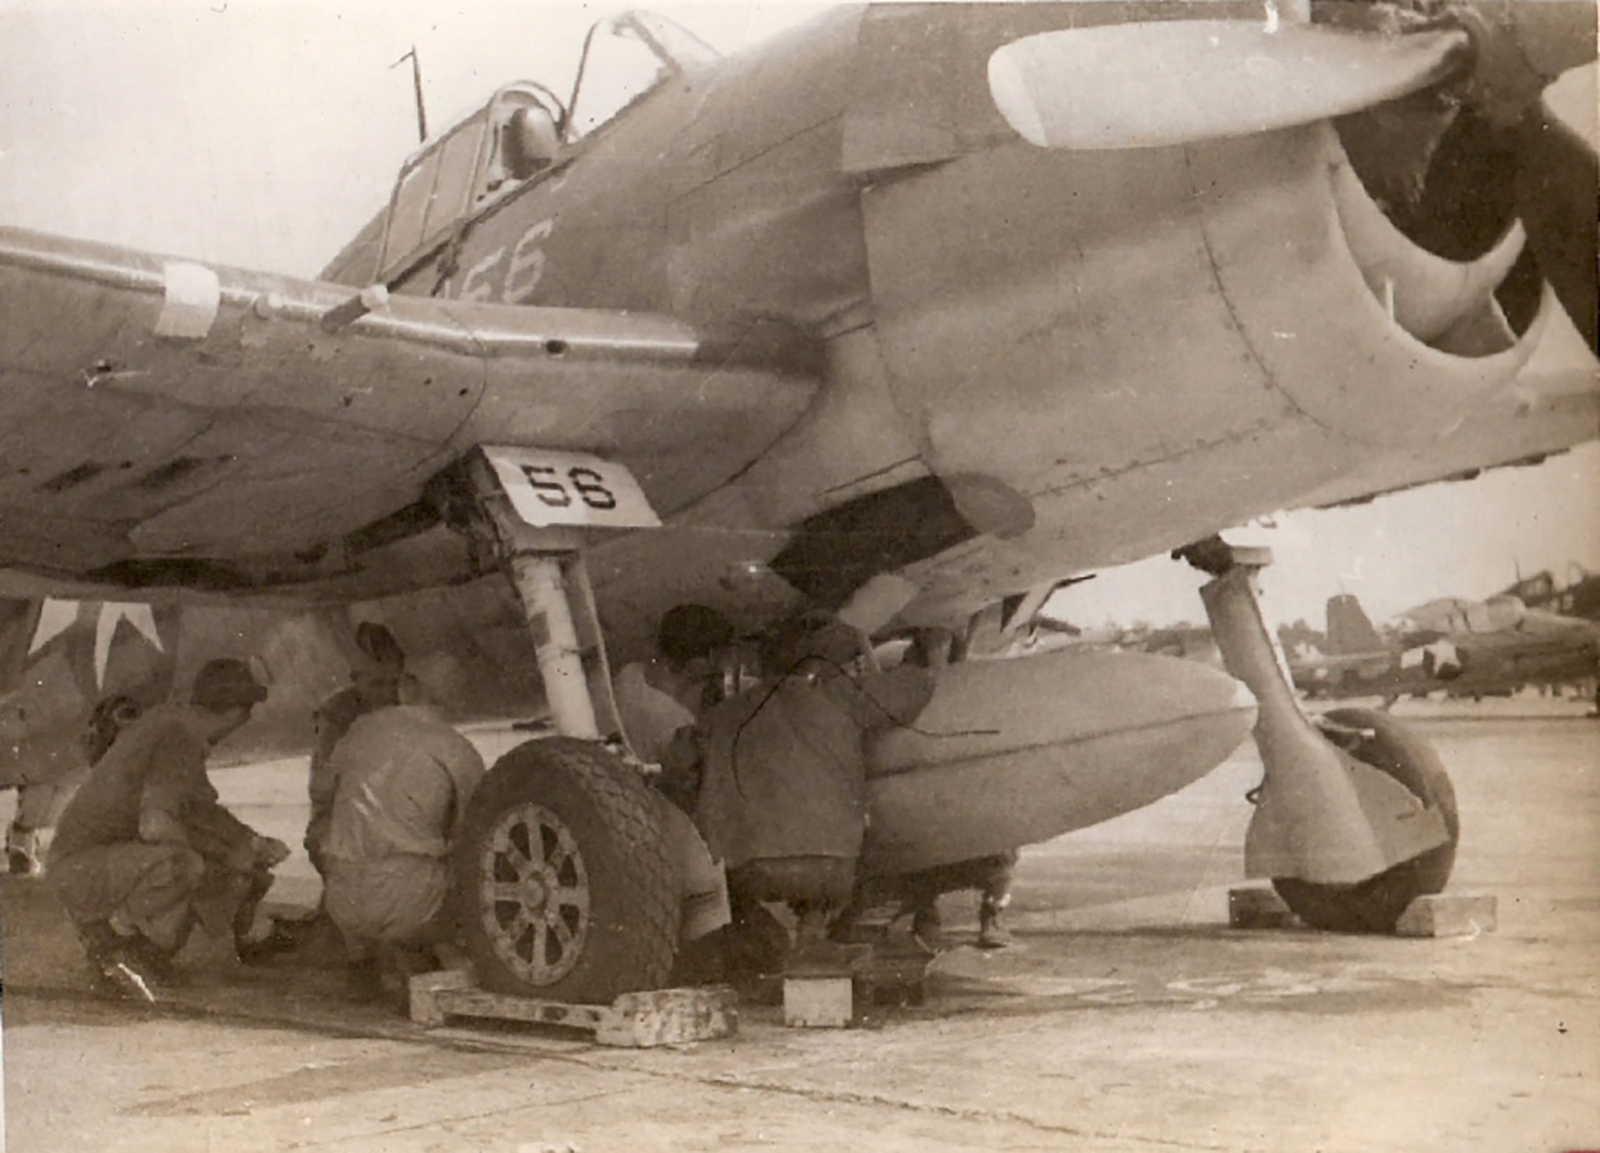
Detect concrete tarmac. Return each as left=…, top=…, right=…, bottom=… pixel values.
left=2, top=706, right=1597, bottom=1152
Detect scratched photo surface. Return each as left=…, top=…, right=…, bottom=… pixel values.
left=1, top=3, right=1597, bottom=1151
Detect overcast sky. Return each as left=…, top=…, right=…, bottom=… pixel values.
left=1, top=0, right=1595, bottom=629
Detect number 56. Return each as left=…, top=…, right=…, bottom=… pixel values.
left=519, top=464, right=617, bottom=510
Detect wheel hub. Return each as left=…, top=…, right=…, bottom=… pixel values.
left=477, top=801, right=591, bottom=985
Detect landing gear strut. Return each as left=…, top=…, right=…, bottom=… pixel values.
left=1183, top=539, right=1458, bottom=932
left=451, top=452, right=679, bottom=1000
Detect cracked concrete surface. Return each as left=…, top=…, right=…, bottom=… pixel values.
left=3, top=707, right=1596, bottom=1151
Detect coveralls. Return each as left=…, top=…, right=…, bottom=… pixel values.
left=48, top=703, right=270, bottom=957
left=612, top=660, right=698, bottom=766
left=321, top=705, right=485, bottom=953
left=692, top=663, right=934, bottom=909
left=305, top=684, right=394, bottom=879
left=612, top=660, right=733, bottom=946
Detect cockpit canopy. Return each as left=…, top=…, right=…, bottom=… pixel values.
left=374, top=11, right=716, bottom=275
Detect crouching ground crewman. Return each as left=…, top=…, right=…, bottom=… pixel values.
left=305, top=621, right=409, bottom=884
left=689, top=613, right=935, bottom=973
left=48, top=659, right=290, bottom=1001
left=320, top=690, right=485, bottom=1004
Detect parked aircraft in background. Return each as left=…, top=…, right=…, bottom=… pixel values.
left=2, top=3, right=1597, bottom=994
left=1285, top=591, right=1600, bottom=705
left=1497, top=565, right=1600, bottom=622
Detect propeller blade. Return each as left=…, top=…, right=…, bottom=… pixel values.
left=1442, top=4, right=1597, bottom=350
left=988, top=20, right=1471, bottom=151
left=1451, top=1, right=1597, bottom=127
left=1514, top=74, right=1598, bottom=353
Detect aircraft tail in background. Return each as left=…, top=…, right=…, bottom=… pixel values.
left=1324, top=594, right=1386, bottom=657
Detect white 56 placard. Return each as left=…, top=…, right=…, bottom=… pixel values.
left=484, top=446, right=661, bottom=529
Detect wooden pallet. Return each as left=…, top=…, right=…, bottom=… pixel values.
left=409, top=970, right=738, bottom=1047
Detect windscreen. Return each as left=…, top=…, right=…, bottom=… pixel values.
left=566, top=11, right=717, bottom=137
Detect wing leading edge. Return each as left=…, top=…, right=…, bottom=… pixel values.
left=0, top=227, right=818, bottom=599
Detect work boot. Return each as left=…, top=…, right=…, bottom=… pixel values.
left=77, top=920, right=123, bottom=967
left=123, top=934, right=181, bottom=984
left=377, top=944, right=439, bottom=1014
left=90, top=933, right=164, bottom=1003
left=97, top=954, right=160, bottom=1004
left=235, top=918, right=302, bottom=966
left=230, top=869, right=274, bottom=942
left=977, top=897, right=1013, bottom=950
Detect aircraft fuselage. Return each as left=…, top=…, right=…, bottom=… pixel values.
left=0, top=3, right=1592, bottom=653
left=361, top=3, right=1564, bottom=642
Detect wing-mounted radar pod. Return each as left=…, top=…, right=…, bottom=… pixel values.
left=1197, top=547, right=1456, bottom=933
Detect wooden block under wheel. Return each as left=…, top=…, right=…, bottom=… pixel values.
left=1394, top=893, right=1497, bottom=938
left=410, top=971, right=738, bottom=1047
left=783, top=975, right=853, bottom=1028
left=1228, top=885, right=1298, bottom=929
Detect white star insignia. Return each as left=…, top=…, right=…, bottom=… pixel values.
left=25, top=599, right=166, bottom=690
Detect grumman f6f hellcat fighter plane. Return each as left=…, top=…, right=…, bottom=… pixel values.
left=2, top=3, right=1597, bottom=999
left=1286, top=590, right=1600, bottom=704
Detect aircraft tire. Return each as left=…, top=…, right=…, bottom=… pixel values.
left=1271, top=708, right=1460, bottom=934
left=454, top=737, right=679, bottom=1003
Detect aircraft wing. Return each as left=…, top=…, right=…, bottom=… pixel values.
left=0, top=228, right=818, bottom=600
left=1400, top=594, right=1600, bottom=648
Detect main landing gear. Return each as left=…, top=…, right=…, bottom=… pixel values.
left=1182, top=539, right=1459, bottom=933
left=455, top=737, right=678, bottom=1000
left=450, top=452, right=679, bottom=1001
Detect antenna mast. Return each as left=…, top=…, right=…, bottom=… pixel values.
left=392, top=47, right=428, bottom=142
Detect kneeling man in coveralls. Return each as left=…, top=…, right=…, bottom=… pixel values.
left=688, top=613, right=934, bottom=970
left=49, top=659, right=290, bottom=1000
left=320, top=693, right=485, bottom=1000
